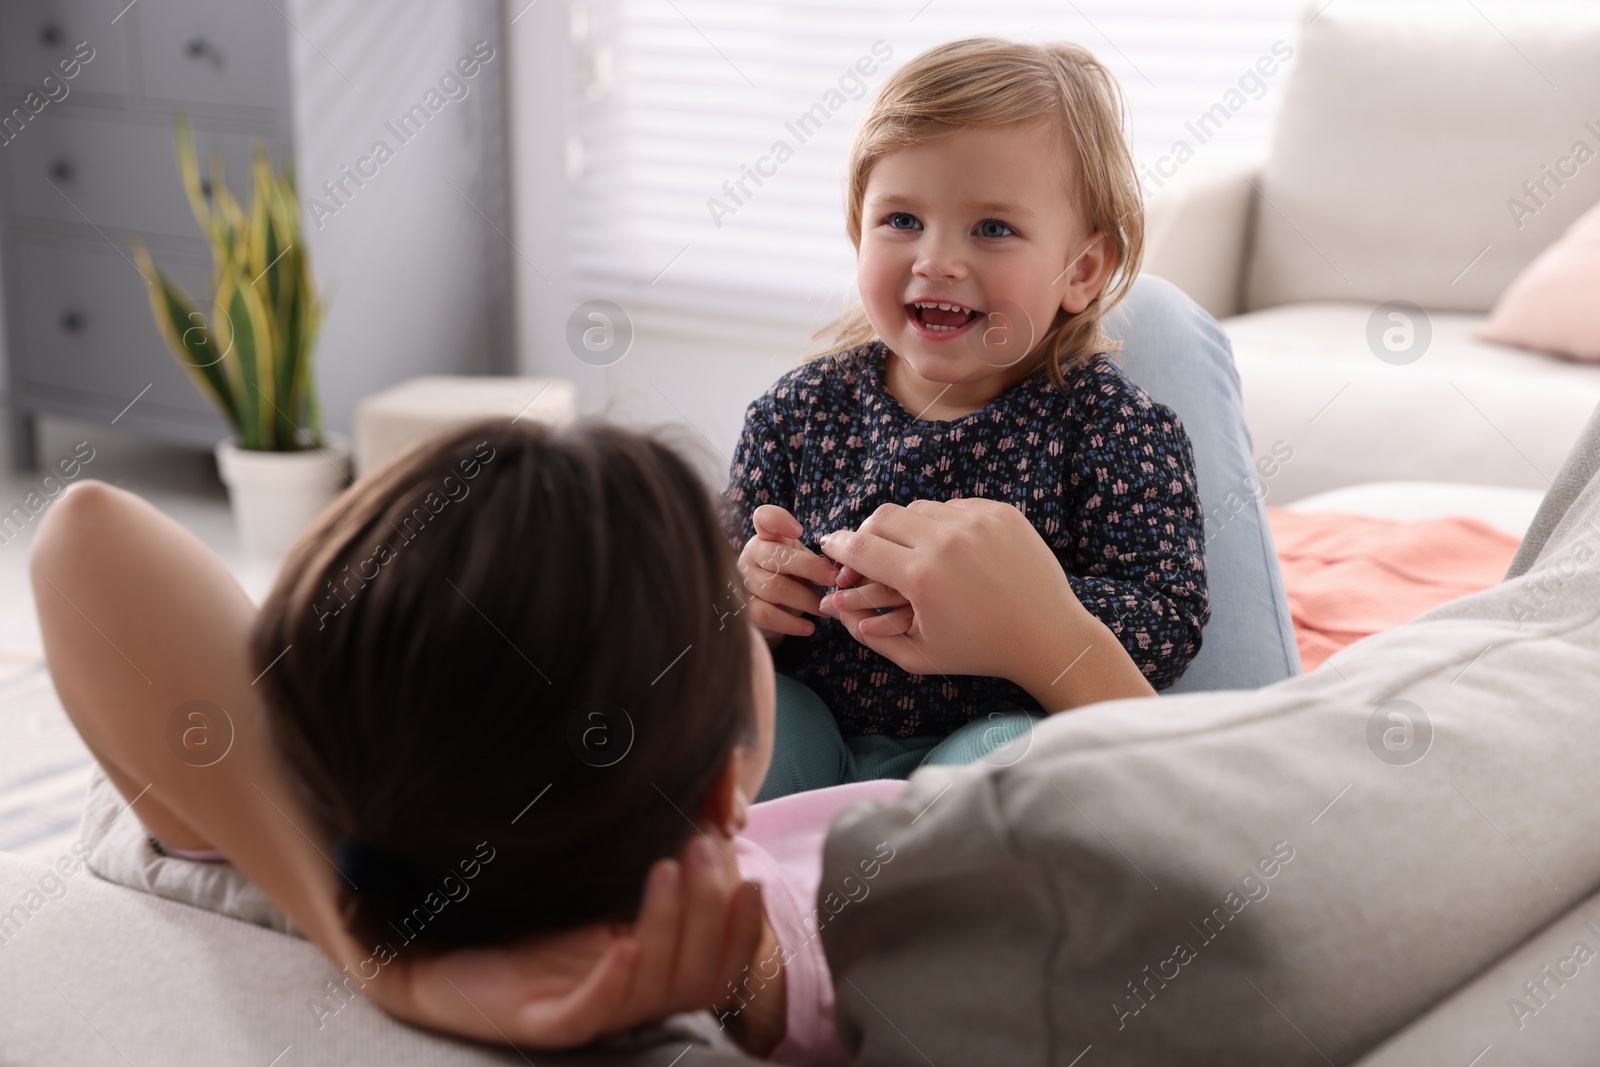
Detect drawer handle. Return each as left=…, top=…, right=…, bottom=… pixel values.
left=39, top=23, right=63, bottom=47
left=183, top=36, right=224, bottom=70
left=59, top=310, right=86, bottom=333
left=49, top=159, right=74, bottom=183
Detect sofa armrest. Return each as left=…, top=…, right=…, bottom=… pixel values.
left=1141, top=157, right=1263, bottom=320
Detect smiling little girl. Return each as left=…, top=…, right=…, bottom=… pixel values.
left=727, top=37, right=1210, bottom=795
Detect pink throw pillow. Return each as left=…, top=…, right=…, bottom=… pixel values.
left=1477, top=197, right=1600, bottom=362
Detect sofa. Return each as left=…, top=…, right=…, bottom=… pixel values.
left=1144, top=2, right=1600, bottom=503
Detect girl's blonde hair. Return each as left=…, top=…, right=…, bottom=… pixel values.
left=812, top=37, right=1145, bottom=388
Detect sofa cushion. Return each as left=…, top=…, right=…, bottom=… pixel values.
left=820, top=400, right=1600, bottom=1064
left=1244, top=3, right=1600, bottom=314
left=1224, top=302, right=1600, bottom=500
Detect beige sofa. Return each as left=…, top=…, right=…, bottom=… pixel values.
left=1145, top=2, right=1600, bottom=503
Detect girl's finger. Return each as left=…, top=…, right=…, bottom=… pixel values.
left=743, top=568, right=824, bottom=616
left=751, top=504, right=803, bottom=540
left=820, top=582, right=908, bottom=615
left=750, top=600, right=814, bottom=638
left=764, top=544, right=842, bottom=588
left=744, top=538, right=841, bottom=589
left=836, top=565, right=861, bottom=588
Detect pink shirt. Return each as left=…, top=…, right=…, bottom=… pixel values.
left=733, top=779, right=909, bottom=1066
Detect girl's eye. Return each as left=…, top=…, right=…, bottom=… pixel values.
left=976, top=219, right=1014, bottom=239
left=886, top=212, right=922, bottom=231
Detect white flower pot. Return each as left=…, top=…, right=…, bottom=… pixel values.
left=214, top=433, right=351, bottom=557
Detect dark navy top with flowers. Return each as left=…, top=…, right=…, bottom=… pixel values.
left=724, top=341, right=1209, bottom=738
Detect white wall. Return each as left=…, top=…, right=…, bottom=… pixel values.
left=285, top=0, right=514, bottom=435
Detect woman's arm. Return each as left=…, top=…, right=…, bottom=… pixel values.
left=30, top=481, right=365, bottom=965
left=816, top=497, right=1157, bottom=711
left=29, top=480, right=765, bottom=1048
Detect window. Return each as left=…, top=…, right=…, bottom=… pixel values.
left=563, top=0, right=1308, bottom=353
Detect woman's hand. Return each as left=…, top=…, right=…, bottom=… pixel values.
left=817, top=498, right=1156, bottom=711
left=737, top=505, right=842, bottom=642
left=392, top=837, right=766, bottom=1049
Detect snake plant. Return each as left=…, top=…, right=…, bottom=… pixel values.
left=135, top=117, right=323, bottom=451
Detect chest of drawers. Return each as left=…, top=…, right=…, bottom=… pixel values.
left=1, top=0, right=293, bottom=469
left=2, top=0, right=515, bottom=473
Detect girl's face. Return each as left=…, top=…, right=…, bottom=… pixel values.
left=856, top=119, right=1114, bottom=393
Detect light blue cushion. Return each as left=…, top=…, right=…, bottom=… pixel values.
left=1105, top=274, right=1301, bottom=691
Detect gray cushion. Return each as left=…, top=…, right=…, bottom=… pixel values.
left=821, top=402, right=1600, bottom=1064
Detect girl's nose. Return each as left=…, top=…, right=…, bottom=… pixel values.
left=911, top=229, right=968, bottom=285
left=908, top=223, right=966, bottom=286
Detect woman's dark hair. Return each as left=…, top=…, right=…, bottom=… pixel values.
left=251, top=419, right=754, bottom=953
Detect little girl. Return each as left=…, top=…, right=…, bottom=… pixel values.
left=726, top=38, right=1210, bottom=795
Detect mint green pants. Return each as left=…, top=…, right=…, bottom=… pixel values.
left=755, top=674, right=1044, bottom=802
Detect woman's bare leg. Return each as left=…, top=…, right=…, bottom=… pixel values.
left=30, top=480, right=358, bottom=964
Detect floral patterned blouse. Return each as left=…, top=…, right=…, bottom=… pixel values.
left=724, top=341, right=1209, bottom=737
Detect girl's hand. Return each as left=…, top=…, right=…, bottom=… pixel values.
left=394, top=837, right=766, bottom=1049
left=818, top=581, right=916, bottom=637
left=817, top=498, right=1155, bottom=710
left=737, top=505, right=842, bottom=642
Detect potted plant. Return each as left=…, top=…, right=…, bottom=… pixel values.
left=135, top=117, right=348, bottom=557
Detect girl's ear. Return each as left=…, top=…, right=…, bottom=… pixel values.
left=1059, top=232, right=1117, bottom=315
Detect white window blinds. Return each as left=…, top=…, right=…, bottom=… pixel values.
left=565, top=0, right=1309, bottom=352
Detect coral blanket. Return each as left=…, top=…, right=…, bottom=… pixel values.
left=1266, top=509, right=1521, bottom=670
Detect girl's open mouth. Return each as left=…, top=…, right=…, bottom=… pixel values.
left=906, top=301, right=982, bottom=339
